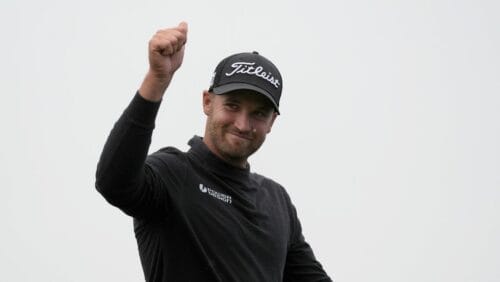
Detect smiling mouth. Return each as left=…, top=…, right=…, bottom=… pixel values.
left=228, top=131, right=253, bottom=141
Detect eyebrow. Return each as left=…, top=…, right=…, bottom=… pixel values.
left=223, top=94, right=274, bottom=112
left=224, top=96, right=241, bottom=103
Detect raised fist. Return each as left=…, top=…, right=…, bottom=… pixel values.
left=139, top=22, right=188, bottom=101
left=147, top=22, right=188, bottom=81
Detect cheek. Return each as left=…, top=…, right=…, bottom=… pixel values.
left=208, top=112, right=231, bottom=131
left=255, top=120, right=273, bottom=134
left=253, top=126, right=270, bottom=141
left=214, top=111, right=237, bottom=126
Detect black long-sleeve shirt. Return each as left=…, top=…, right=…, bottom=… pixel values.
left=95, top=93, right=333, bottom=282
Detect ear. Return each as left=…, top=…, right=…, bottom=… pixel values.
left=202, top=90, right=213, bottom=115
left=266, top=112, right=278, bottom=133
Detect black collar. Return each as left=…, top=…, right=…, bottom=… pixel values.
left=187, top=136, right=251, bottom=179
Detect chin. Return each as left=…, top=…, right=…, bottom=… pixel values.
left=218, top=142, right=252, bottom=160
left=207, top=129, right=262, bottom=161
left=222, top=146, right=251, bottom=160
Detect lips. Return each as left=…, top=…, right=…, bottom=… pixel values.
left=227, top=131, right=253, bottom=141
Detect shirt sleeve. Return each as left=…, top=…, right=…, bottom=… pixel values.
left=95, top=92, right=170, bottom=219
left=283, top=202, right=333, bottom=282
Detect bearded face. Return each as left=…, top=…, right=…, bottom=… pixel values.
left=202, top=90, right=277, bottom=168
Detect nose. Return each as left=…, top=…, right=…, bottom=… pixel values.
left=234, top=112, right=252, bottom=133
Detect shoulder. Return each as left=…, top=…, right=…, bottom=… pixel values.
left=148, top=146, right=185, bottom=161
left=146, top=146, right=190, bottom=172
left=251, top=172, right=281, bottom=188
left=251, top=172, right=292, bottom=202
left=251, top=172, right=300, bottom=242
left=157, top=146, right=184, bottom=155
left=145, top=146, right=191, bottom=188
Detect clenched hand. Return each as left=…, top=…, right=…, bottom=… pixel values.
left=139, top=22, right=188, bottom=101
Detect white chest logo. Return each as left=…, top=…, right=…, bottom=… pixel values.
left=199, top=184, right=208, bottom=193
left=199, top=184, right=232, bottom=204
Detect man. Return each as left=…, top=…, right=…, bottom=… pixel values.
left=95, top=22, right=332, bottom=282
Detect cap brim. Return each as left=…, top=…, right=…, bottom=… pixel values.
left=212, top=83, right=280, bottom=114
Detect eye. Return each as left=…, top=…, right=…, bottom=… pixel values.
left=255, top=111, right=266, bottom=117
left=253, top=110, right=272, bottom=120
left=224, top=102, right=239, bottom=111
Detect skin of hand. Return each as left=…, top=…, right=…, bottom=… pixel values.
left=139, top=22, right=188, bottom=102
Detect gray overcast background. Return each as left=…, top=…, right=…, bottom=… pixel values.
left=1, top=0, right=499, bottom=281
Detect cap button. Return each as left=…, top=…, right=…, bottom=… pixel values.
left=252, top=51, right=259, bottom=54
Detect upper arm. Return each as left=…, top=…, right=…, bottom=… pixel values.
left=96, top=148, right=187, bottom=220
left=283, top=233, right=332, bottom=282
left=282, top=196, right=333, bottom=282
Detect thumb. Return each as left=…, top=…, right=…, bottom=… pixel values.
left=178, top=21, right=188, bottom=33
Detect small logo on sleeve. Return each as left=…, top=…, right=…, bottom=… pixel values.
left=199, top=184, right=232, bottom=204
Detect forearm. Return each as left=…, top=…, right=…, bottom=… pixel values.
left=138, top=70, right=171, bottom=102
left=95, top=92, right=161, bottom=205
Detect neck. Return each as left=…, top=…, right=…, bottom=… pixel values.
left=222, top=155, right=249, bottom=169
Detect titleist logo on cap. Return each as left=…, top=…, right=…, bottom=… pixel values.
left=225, top=62, right=281, bottom=89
